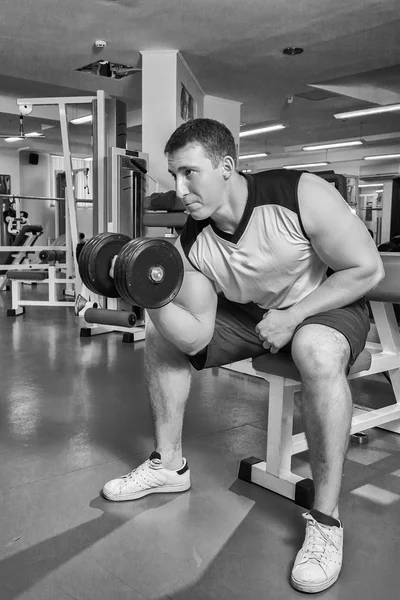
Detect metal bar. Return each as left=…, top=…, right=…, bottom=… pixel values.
left=96, top=90, right=107, bottom=233
left=0, top=194, right=91, bottom=202
left=17, top=96, right=96, bottom=106
left=266, top=377, right=296, bottom=476
left=15, top=301, right=75, bottom=307
left=251, top=462, right=303, bottom=499
left=58, top=101, right=79, bottom=282
left=0, top=246, right=67, bottom=252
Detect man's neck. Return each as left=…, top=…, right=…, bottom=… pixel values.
left=211, top=172, right=248, bottom=234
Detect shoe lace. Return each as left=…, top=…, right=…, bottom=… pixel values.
left=122, top=458, right=163, bottom=481
left=301, top=514, right=340, bottom=564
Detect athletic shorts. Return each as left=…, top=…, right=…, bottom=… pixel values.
left=189, top=294, right=370, bottom=371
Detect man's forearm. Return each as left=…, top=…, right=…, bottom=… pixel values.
left=287, top=267, right=382, bottom=325
left=146, top=303, right=212, bottom=355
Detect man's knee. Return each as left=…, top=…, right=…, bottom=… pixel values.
left=291, top=324, right=350, bottom=380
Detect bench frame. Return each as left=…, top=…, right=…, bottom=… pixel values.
left=226, top=265, right=400, bottom=507
left=6, top=265, right=75, bottom=315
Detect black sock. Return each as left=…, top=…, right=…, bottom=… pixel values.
left=309, top=509, right=341, bottom=528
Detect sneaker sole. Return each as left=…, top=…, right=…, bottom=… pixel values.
left=102, top=481, right=191, bottom=502
left=291, top=570, right=340, bottom=593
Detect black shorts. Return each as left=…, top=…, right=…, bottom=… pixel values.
left=189, top=295, right=370, bottom=371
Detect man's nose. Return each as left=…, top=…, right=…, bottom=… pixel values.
left=175, top=176, right=189, bottom=200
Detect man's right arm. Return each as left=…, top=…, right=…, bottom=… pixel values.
left=146, top=236, right=218, bottom=355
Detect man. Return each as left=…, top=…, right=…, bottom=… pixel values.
left=103, top=118, right=384, bottom=593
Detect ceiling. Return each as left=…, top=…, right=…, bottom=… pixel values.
left=0, top=0, right=400, bottom=174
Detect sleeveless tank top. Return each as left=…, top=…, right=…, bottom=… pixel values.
left=180, top=169, right=328, bottom=310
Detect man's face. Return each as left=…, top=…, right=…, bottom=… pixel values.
left=167, top=143, right=226, bottom=220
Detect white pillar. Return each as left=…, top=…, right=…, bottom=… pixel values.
left=204, top=95, right=242, bottom=156
left=141, top=50, right=205, bottom=192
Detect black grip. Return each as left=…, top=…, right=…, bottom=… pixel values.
left=39, top=249, right=65, bottom=262
left=84, top=308, right=137, bottom=328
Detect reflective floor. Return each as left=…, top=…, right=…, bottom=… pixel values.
left=1, top=290, right=400, bottom=599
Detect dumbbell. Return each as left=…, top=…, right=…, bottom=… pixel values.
left=78, top=232, right=184, bottom=309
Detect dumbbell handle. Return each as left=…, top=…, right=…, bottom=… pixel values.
left=84, top=308, right=137, bottom=328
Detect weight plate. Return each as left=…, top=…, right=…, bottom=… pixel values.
left=114, top=238, right=184, bottom=308
left=78, top=232, right=131, bottom=297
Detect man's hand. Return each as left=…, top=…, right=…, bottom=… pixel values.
left=255, top=309, right=299, bottom=354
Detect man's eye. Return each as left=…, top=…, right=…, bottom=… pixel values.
left=185, top=169, right=194, bottom=177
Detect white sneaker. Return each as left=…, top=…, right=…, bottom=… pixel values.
left=291, top=512, right=343, bottom=593
left=102, top=451, right=191, bottom=501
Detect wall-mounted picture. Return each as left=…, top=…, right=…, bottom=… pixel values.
left=180, top=84, right=195, bottom=122
left=0, top=174, right=11, bottom=195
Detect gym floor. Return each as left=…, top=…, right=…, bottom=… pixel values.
left=1, top=291, right=400, bottom=600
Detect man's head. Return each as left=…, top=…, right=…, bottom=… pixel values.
left=164, top=118, right=237, bottom=166
left=164, top=118, right=238, bottom=220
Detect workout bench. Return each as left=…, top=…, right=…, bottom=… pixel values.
left=229, top=253, right=400, bottom=508
left=143, top=190, right=187, bottom=237
left=0, top=224, right=43, bottom=291
left=6, top=265, right=75, bottom=316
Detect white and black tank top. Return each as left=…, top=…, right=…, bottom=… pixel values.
left=180, top=169, right=328, bottom=310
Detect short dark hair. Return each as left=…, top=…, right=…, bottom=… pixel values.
left=164, top=118, right=237, bottom=167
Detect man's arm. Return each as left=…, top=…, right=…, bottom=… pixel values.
left=288, top=173, right=384, bottom=324
left=146, top=236, right=218, bottom=355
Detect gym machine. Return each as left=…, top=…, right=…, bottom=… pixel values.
left=2, top=93, right=97, bottom=314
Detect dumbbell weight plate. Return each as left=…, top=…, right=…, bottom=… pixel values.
left=78, top=232, right=131, bottom=297
left=114, top=237, right=184, bottom=308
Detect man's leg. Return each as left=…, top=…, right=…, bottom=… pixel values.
left=291, top=323, right=352, bottom=518
left=102, top=320, right=192, bottom=501
left=290, top=323, right=351, bottom=592
left=145, top=319, right=192, bottom=470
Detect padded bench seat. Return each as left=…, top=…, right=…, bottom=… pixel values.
left=142, top=212, right=188, bottom=229
left=252, top=347, right=372, bottom=380
left=7, top=270, right=48, bottom=281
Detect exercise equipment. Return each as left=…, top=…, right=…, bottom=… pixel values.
left=84, top=307, right=137, bottom=328
left=143, top=190, right=188, bottom=237
left=78, top=232, right=184, bottom=309
left=39, top=249, right=66, bottom=263
left=114, top=237, right=184, bottom=308
left=78, top=232, right=131, bottom=298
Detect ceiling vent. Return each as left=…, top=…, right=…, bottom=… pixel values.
left=295, top=90, right=339, bottom=102
left=76, top=60, right=141, bottom=79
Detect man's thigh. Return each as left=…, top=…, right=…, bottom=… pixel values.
left=189, top=295, right=370, bottom=372
left=292, top=298, right=370, bottom=370
left=189, top=295, right=267, bottom=370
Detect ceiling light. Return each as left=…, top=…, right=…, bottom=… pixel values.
left=303, top=140, right=363, bottom=151
left=334, top=103, right=400, bottom=119
left=363, top=154, right=400, bottom=161
left=242, top=169, right=252, bottom=173
left=70, top=114, right=93, bottom=125
left=239, top=152, right=269, bottom=160
left=283, top=162, right=329, bottom=169
left=239, top=124, right=285, bottom=138
left=4, top=137, right=21, bottom=143
left=25, top=132, right=43, bottom=138
left=283, top=47, right=304, bottom=55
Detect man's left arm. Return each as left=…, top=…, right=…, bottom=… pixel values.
left=288, top=173, right=384, bottom=324
left=256, top=173, right=384, bottom=353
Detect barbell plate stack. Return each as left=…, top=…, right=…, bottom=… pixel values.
left=114, top=238, right=184, bottom=308
left=78, top=232, right=131, bottom=297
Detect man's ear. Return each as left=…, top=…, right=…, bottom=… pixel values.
left=221, top=156, right=236, bottom=180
